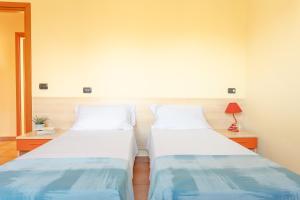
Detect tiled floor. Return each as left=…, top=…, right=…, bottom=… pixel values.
left=0, top=141, right=150, bottom=200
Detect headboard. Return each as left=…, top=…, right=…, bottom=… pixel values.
left=33, top=97, right=244, bottom=150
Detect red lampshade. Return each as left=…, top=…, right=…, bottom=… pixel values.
left=225, top=103, right=242, bottom=114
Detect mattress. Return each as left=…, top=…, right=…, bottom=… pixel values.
left=19, top=130, right=138, bottom=173
left=148, top=128, right=255, bottom=162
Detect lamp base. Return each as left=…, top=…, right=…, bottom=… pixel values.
left=228, top=123, right=239, bottom=132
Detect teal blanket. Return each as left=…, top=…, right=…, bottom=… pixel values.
left=149, top=155, right=300, bottom=200
left=0, top=157, right=133, bottom=200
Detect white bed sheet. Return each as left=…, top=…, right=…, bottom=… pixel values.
left=148, top=128, right=255, bottom=162
left=19, top=130, right=138, bottom=175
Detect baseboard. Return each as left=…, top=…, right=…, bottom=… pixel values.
left=0, top=137, right=16, bottom=141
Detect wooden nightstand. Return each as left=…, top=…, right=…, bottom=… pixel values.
left=216, top=130, right=258, bottom=151
left=16, top=130, right=64, bottom=155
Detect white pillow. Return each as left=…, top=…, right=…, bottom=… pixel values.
left=151, top=104, right=211, bottom=129
left=71, top=105, right=135, bottom=130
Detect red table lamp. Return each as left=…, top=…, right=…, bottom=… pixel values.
left=225, top=102, right=242, bottom=132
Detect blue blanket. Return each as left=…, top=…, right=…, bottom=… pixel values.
left=149, top=155, right=300, bottom=200
left=0, top=157, right=133, bottom=200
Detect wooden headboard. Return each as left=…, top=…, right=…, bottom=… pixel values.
left=33, top=97, right=244, bottom=150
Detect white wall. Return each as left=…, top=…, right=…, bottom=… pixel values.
left=245, top=0, right=300, bottom=174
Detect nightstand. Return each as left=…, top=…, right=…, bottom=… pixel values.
left=16, top=129, right=64, bottom=155
left=216, top=129, right=258, bottom=151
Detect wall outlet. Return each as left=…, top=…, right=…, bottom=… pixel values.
left=83, top=87, right=92, bottom=93
left=39, top=83, right=48, bottom=90
left=228, top=88, right=236, bottom=94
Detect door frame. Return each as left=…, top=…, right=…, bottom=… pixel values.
left=15, top=32, right=25, bottom=136
left=0, top=2, right=32, bottom=135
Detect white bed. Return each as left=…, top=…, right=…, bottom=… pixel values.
left=148, top=104, right=254, bottom=162
left=20, top=129, right=138, bottom=176
left=148, top=128, right=255, bottom=163
left=148, top=128, right=300, bottom=200
left=147, top=105, right=300, bottom=200
left=0, top=105, right=138, bottom=200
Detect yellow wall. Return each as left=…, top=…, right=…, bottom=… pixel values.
left=3, top=0, right=299, bottom=173
left=0, top=12, right=24, bottom=137
left=20, top=0, right=247, bottom=98
left=245, top=0, right=300, bottom=173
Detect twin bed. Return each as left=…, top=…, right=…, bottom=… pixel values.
left=0, top=105, right=137, bottom=200
left=148, top=105, right=300, bottom=200
left=148, top=129, right=300, bottom=199
left=1, top=104, right=300, bottom=200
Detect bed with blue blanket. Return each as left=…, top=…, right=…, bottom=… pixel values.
left=149, top=155, right=300, bottom=200
left=0, top=130, right=137, bottom=200
left=148, top=129, right=300, bottom=200
left=0, top=157, right=130, bottom=200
